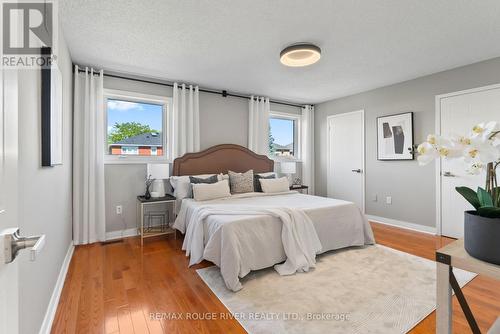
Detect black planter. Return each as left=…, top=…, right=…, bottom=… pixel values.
left=464, top=211, right=500, bottom=265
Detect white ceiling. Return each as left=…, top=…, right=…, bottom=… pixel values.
left=60, top=0, right=500, bottom=104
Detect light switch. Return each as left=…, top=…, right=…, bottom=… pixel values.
left=386, top=196, right=392, bottom=204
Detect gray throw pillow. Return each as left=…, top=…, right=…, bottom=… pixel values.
left=254, top=174, right=276, bottom=192
left=228, top=170, right=254, bottom=194
left=188, top=175, right=218, bottom=198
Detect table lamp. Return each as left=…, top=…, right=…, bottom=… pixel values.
left=280, top=161, right=296, bottom=186
left=147, top=163, right=170, bottom=198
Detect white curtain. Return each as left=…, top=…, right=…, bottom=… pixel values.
left=73, top=65, right=106, bottom=245
left=248, top=96, right=270, bottom=155
left=301, top=105, right=315, bottom=194
left=173, top=83, right=200, bottom=158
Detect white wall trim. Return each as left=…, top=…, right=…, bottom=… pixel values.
left=38, top=242, right=74, bottom=334
left=105, top=228, right=138, bottom=241
left=366, top=214, right=436, bottom=235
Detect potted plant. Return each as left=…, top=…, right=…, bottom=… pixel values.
left=417, top=121, right=500, bottom=264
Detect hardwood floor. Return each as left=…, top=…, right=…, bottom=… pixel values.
left=51, top=223, right=500, bottom=333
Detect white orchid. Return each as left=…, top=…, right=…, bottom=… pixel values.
left=417, top=135, right=463, bottom=165
left=470, top=121, right=499, bottom=140
left=466, top=161, right=485, bottom=175
left=419, top=121, right=500, bottom=215
left=417, top=142, right=438, bottom=165
left=437, top=137, right=464, bottom=159
left=417, top=121, right=500, bottom=167
left=463, top=136, right=499, bottom=164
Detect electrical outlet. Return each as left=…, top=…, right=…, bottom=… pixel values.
left=116, top=205, right=123, bottom=215
left=373, top=194, right=377, bottom=202
left=386, top=196, right=392, bottom=204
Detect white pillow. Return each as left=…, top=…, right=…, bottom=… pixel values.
left=256, top=172, right=276, bottom=177
left=259, top=177, right=290, bottom=193
left=192, top=180, right=231, bottom=201
left=218, top=173, right=229, bottom=181
left=170, top=174, right=220, bottom=199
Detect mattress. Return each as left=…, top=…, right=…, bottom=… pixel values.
left=174, top=191, right=375, bottom=290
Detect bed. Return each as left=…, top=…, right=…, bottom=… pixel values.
left=172, top=144, right=375, bottom=291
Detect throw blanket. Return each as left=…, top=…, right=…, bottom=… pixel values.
left=181, top=205, right=323, bottom=290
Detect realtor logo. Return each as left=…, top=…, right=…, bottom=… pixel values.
left=2, top=0, right=57, bottom=68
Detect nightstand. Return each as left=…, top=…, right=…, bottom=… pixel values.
left=136, top=195, right=176, bottom=246
left=290, top=185, right=309, bottom=194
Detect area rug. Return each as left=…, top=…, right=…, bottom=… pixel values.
left=197, top=245, right=476, bottom=334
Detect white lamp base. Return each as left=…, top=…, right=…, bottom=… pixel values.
left=151, top=179, right=165, bottom=197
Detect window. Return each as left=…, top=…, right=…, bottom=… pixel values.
left=269, top=112, right=300, bottom=159
left=104, top=90, right=172, bottom=163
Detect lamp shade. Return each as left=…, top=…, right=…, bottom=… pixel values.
left=147, top=163, right=170, bottom=180
left=280, top=161, right=296, bottom=174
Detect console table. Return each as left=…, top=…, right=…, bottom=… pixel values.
left=436, top=239, right=500, bottom=334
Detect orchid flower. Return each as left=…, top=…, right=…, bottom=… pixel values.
left=471, top=121, right=499, bottom=140
left=466, top=162, right=485, bottom=175
left=417, top=141, right=438, bottom=165
left=463, top=136, right=499, bottom=164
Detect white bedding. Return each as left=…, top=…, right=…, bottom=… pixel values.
left=174, top=191, right=375, bottom=291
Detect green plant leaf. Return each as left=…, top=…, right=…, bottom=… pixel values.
left=477, top=206, right=500, bottom=218
left=455, top=187, right=480, bottom=209
left=477, top=187, right=494, bottom=207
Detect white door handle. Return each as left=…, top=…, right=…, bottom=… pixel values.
left=351, top=169, right=362, bottom=173
left=0, top=228, right=46, bottom=263
left=30, top=234, right=46, bottom=261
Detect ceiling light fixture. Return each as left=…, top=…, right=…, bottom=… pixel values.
left=280, top=43, right=321, bottom=67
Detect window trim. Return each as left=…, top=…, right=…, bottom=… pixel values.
left=268, top=111, right=302, bottom=162
left=104, top=89, right=173, bottom=164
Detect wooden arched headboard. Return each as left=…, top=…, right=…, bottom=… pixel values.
left=172, top=144, right=274, bottom=176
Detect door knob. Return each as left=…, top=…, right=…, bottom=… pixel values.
left=351, top=169, right=362, bottom=173
left=442, top=171, right=456, bottom=177
left=0, top=228, right=46, bottom=264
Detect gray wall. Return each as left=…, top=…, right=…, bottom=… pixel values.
left=17, top=28, right=73, bottom=333
left=104, top=77, right=302, bottom=233
left=315, top=57, right=500, bottom=228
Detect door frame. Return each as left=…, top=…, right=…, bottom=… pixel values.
left=435, top=83, right=500, bottom=236
left=327, top=110, right=366, bottom=213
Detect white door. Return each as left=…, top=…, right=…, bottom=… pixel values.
left=439, top=85, right=500, bottom=238
left=327, top=110, right=365, bottom=211
left=0, top=68, right=20, bottom=333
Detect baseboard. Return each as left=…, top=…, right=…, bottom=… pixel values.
left=105, top=228, right=138, bottom=241
left=38, top=242, right=74, bottom=334
left=366, top=214, right=436, bottom=235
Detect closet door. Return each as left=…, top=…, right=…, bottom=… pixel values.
left=439, top=85, right=500, bottom=238
left=327, top=110, right=365, bottom=212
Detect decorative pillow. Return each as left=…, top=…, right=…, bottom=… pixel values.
left=219, top=173, right=229, bottom=181
left=170, top=174, right=218, bottom=199
left=254, top=174, right=276, bottom=192
left=188, top=175, right=219, bottom=198
left=259, top=177, right=290, bottom=193
left=192, top=180, right=231, bottom=201
left=228, top=170, right=254, bottom=193
left=256, top=172, right=276, bottom=177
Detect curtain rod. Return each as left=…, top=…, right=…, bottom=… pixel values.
left=74, top=66, right=308, bottom=108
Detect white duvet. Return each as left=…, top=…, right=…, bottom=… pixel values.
left=174, top=192, right=375, bottom=291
